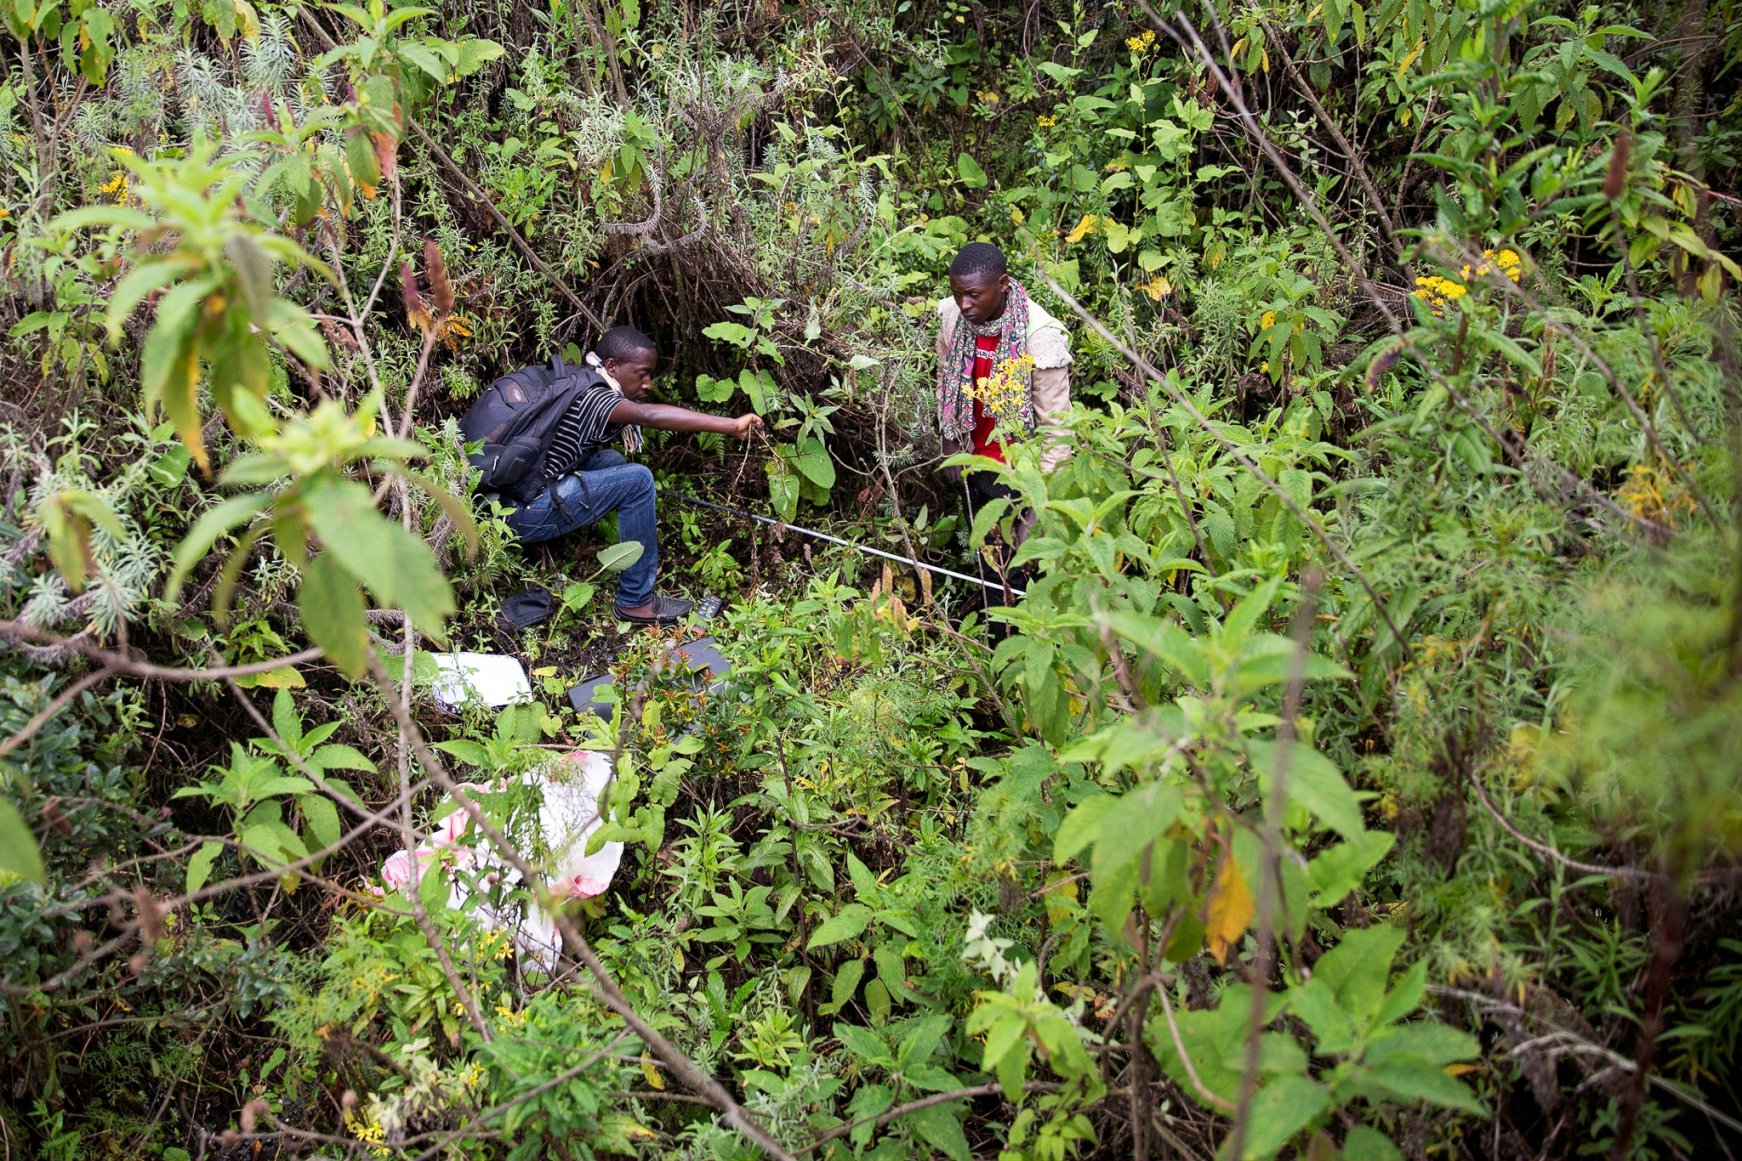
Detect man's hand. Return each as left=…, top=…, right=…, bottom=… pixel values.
left=939, top=437, right=965, bottom=489
left=730, top=413, right=764, bottom=440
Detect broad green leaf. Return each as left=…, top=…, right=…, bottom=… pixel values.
left=956, top=152, right=987, bottom=189
left=1249, top=739, right=1364, bottom=839
left=768, top=467, right=798, bottom=522
left=873, top=942, right=906, bottom=998
left=1090, top=783, right=1184, bottom=877
left=1054, top=793, right=1116, bottom=864
left=905, top=1101, right=970, bottom=1161
left=980, top=1010, right=1027, bottom=1072
left=185, top=840, right=223, bottom=896
left=597, top=541, right=645, bottom=573
left=845, top=1082, right=892, bottom=1147
left=903, top=1064, right=961, bottom=1093
left=300, top=795, right=341, bottom=854
left=141, top=277, right=219, bottom=472
left=1286, top=977, right=1357, bottom=1056
left=1306, top=830, right=1394, bottom=904
left=845, top=852, right=880, bottom=902
left=450, top=37, right=504, bottom=76
left=1357, top=1064, right=1485, bottom=1115
left=271, top=687, right=301, bottom=748
left=834, top=1024, right=892, bottom=1067
left=299, top=472, right=455, bottom=632
left=792, top=439, right=836, bottom=489
left=395, top=40, right=448, bottom=82
left=253, top=776, right=318, bottom=798
left=166, top=492, right=272, bottom=602
left=310, top=744, right=376, bottom=773
left=1364, top=1021, right=1479, bottom=1070
left=807, top=902, right=873, bottom=950
left=1313, top=924, right=1405, bottom=1024
left=1238, top=1076, right=1329, bottom=1160
left=1372, top=960, right=1428, bottom=1029
left=224, top=233, right=276, bottom=322
left=0, top=797, right=45, bottom=884
left=969, top=495, right=1011, bottom=549
left=298, top=553, right=371, bottom=678
left=829, top=958, right=865, bottom=1012
left=48, top=204, right=159, bottom=233
left=105, top=256, right=195, bottom=340
left=1342, top=1126, right=1403, bottom=1161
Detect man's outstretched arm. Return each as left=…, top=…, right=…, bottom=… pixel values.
left=610, top=400, right=762, bottom=438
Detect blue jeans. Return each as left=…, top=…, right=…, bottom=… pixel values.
left=505, top=449, right=658, bottom=608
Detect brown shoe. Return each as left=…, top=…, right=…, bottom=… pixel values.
left=614, top=594, right=693, bottom=625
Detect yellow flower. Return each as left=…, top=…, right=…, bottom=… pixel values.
left=1460, top=248, right=1524, bottom=285
left=968, top=353, right=1035, bottom=425
left=1617, top=461, right=1696, bottom=524
left=1260, top=309, right=1277, bottom=329
left=977, top=90, right=1000, bottom=105
left=1125, top=28, right=1156, bottom=52
left=1411, top=274, right=1468, bottom=315
left=344, top=1111, right=390, bottom=1159
left=1036, top=114, right=1057, bottom=128
left=99, top=171, right=135, bottom=207
left=1009, top=205, right=1025, bottom=226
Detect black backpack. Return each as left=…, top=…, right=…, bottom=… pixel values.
left=458, top=355, right=604, bottom=503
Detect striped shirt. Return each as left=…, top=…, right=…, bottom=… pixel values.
left=542, top=382, right=639, bottom=481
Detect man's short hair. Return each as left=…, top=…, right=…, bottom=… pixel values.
left=948, top=242, right=1007, bottom=280
left=595, top=325, right=657, bottom=363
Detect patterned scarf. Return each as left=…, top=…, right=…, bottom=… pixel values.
left=938, top=278, right=1037, bottom=443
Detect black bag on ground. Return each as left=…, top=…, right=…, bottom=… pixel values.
left=458, top=355, right=604, bottom=504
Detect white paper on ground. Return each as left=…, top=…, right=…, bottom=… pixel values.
left=429, top=652, right=533, bottom=712
left=373, top=748, right=623, bottom=967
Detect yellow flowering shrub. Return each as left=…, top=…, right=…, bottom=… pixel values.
left=1617, top=461, right=1697, bottom=525
left=1411, top=248, right=1524, bottom=315
left=968, top=353, right=1034, bottom=428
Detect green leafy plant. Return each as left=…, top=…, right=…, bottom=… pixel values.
left=176, top=690, right=373, bottom=892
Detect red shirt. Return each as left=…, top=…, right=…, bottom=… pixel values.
left=970, top=333, right=1004, bottom=463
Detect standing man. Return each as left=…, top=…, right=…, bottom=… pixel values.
left=505, top=326, right=762, bottom=625
left=935, top=242, right=1072, bottom=609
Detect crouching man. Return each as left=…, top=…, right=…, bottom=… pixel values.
left=505, top=326, right=761, bottom=625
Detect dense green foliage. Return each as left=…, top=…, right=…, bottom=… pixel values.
left=3, top=0, right=1741, bottom=1158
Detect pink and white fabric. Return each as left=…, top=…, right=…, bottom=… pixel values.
left=372, top=750, right=623, bottom=966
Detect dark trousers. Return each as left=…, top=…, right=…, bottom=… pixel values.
left=504, top=449, right=658, bottom=608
